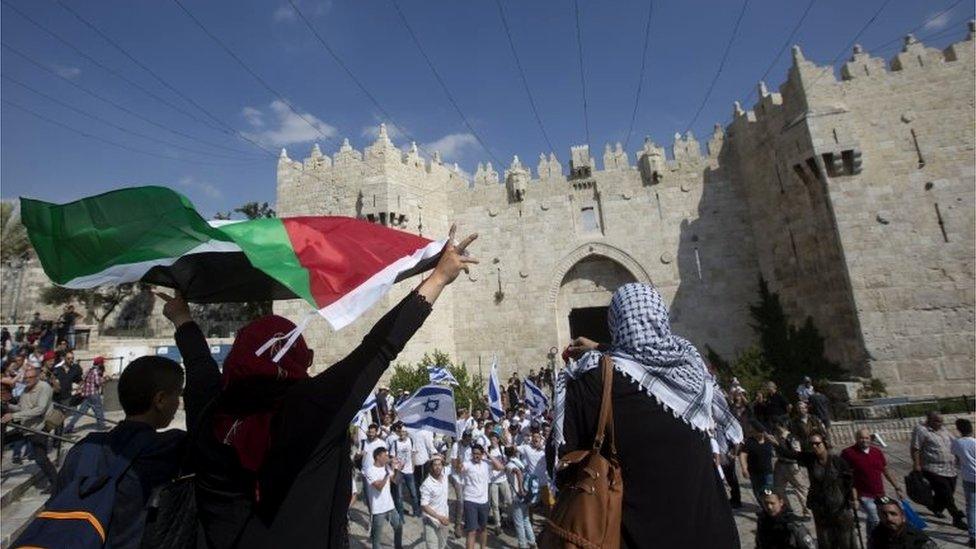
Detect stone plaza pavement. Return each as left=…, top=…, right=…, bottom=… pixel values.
left=349, top=438, right=972, bottom=548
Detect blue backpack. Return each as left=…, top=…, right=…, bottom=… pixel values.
left=13, top=429, right=155, bottom=549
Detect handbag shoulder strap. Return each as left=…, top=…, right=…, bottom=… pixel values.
left=592, top=354, right=617, bottom=457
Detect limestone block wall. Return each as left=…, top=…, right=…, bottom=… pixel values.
left=802, top=33, right=976, bottom=396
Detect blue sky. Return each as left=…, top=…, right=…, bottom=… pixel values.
left=2, top=0, right=971, bottom=216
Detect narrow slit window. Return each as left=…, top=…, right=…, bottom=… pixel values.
left=934, top=203, right=949, bottom=242
left=775, top=163, right=785, bottom=194
left=911, top=129, right=925, bottom=168
left=655, top=191, right=663, bottom=220
left=580, top=206, right=599, bottom=232
left=694, top=247, right=703, bottom=281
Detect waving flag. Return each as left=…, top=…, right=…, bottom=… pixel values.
left=427, top=365, right=459, bottom=386
left=523, top=378, right=549, bottom=416
left=21, top=186, right=443, bottom=330
left=487, top=357, right=504, bottom=421
left=396, top=384, right=458, bottom=439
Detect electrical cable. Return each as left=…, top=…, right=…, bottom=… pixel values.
left=623, top=0, right=654, bottom=150
left=572, top=0, right=590, bottom=147
left=494, top=0, right=557, bottom=154
left=389, top=0, right=502, bottom=167
left=740, top=0, right=816, bottom=106
left=870, top=0, right=964, bottom=51
left=683, top=0, right=751, bottom=135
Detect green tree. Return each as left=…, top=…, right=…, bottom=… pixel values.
left=1, top=201, right=31, bottom=261
left=40, top=283, right=144, bottom=328
left=389, top=350, right=486, bottom=411
left=235, top=202, right=275, bottom=220
left=747, top=277, right=845, bottom=392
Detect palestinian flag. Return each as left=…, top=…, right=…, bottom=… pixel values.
left=21, top=186, right=443, bottom=330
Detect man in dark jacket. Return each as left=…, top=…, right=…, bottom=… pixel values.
left=48, top=291, right=220, bottom=548
left=51, top=351, right=82, bottom=406
left=868, top=496, right=937, bottom=549
left=756, top=489, right=816, bottom=549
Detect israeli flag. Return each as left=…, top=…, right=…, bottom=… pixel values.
left=360, top=392, right=378, bottom=415
left=523, top=378, right=549, bottom=415
left=487, top=356, right=505, bottom=421
left=353, top=392, right=378, bottom=431
left=427, top=365, right=460, bottom=386
left=396, top=384, right=459, bottom=439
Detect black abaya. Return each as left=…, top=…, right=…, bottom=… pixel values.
left=549, top=366, right=740, bottom=549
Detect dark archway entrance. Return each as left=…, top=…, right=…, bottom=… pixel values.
left=568, top=306, right=611, bottom=345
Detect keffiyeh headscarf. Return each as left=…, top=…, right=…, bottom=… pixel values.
left=553, top=283, right=742, bottom=449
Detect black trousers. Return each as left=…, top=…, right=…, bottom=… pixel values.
left=923, top=470, right=963, bottom=518
left=722, top=460, right=741, bottom=506
left=4, top=431, right=58, bottom=485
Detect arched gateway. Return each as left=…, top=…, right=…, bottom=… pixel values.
left=550, top=243, right=651, bottom=346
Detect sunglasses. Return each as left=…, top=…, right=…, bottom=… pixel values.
left=811, top=441, right=825, bottom=446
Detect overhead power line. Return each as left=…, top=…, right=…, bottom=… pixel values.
left=572, top=0, right=590, bottom=147
left=740, top=0, right=816, bottom=106
left=171, top=0, right=338, bottom=147
left=623, top=0, right=654, bottom=150
left=683, top=0, right=751, bottom=135
left=0, top=0, right=237, bottom=140
left=1, top=74, right=262, bottom=161
left=494, top=0, right=556, bottom=154
left=2, top=98, right=253, bottom=166
left=51, top=0, right=275, bottom=157
left=806, top=0, right=895, bottom=89
left=1, top=41, right=264, bottom=156
left=874, top=18, right=973, bottom=55
left=870, top=0, right=965, bottom=51
left=389, top=0, right=502, bottom=168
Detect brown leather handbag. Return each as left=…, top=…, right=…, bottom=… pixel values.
left=542, top=355, right=623, bottom=549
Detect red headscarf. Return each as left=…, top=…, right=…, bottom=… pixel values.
left=213, top=315, right=313, bottom=474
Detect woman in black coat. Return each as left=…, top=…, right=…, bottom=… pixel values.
left=550, top=283, right=742, bottom=548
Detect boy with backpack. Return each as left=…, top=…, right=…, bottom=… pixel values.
left=13, top=291, right=221, bottom=548
left=505, top=445, right=538, bottom=549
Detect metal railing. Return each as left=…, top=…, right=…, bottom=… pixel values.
left=5, top=422, right=77, bottom=445
left=52, top=402, right=119, bottom=426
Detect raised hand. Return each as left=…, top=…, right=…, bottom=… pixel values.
left=154, top=289, right=193, bottom=328
left=431, top=223, right=479, bottom=286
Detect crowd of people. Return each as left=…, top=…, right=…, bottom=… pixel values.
left=0, top=305, right=106, bottom=491
left=0, top=229, right=972, bottom=549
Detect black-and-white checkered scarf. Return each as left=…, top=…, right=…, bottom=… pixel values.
left=553, top=283, right=742, bottom=449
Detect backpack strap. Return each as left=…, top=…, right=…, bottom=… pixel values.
left=592, top=354, right=617, bottom=457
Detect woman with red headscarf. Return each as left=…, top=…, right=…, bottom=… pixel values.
left=161, top=226, right=478, bottom=548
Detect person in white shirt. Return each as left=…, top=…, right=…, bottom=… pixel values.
left=518, top=432, right=550, bottom=510
left=486, top=432, right=511, bottom=534
left=449, top=432, right=473, bottom=537
left=456, top=408, right=474, bottom=439
left=504, top=446, right=537, bottom=549
left=358, top=423, right=388, bottom=472
left=364, top=447, right=403, bottom=549
left=952, top=418, right=976, bottom=545
left=420, top=455, right=451, bottom=549
left=411, top=426, right=437, bottom=486
left=796, top=376, right=814, bottom=401
left=455, top=444, right=505, bottom=549
left=390, top=423, right=420, bottom=517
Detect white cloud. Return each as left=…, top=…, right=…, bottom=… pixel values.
left=241, top=100, right=337, bottom=147
left=178, top=176, right=223, bottom=200
left=922, top=11, right=952, bottom=32
left=422, top=133, right=478, bottom=162
left=242, top=106, right=264, bottom=127
left=53, top=65, right=81, bottom=79
left=273, top=0, right=331, bottom=23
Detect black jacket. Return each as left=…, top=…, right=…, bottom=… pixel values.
left=189, top=291, right=432, bottom=548
left=52, top=321, right=220, bottom=549
left=549, top=366, right=740, bottom=548
left=756, top=511, right=816, bottom=549
left=868, top=524, right=937, bottom=549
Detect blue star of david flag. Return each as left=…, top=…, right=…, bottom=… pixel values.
left=427, top=365, right=460, bottom=386
left=396, top=383, right=459, bottom=438
left=487, top=356, right=505, bottom=421
left=523, top=377, right=549, bottom=416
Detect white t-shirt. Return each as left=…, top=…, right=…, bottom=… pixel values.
left=519, top=444, right=549, bottom=485
left=449, top=443, right=472, bottom=482
left=488, top=446, right=507, bottom=484
left=391, top=437, right=415, bottom=474
left=360, top=438, right=387, bottom=471
left=505, top=458, right=525, bottom=496
left=420, top=473, right=450, bottom=522
left=951, top=436, right=976, bottom=483
left=411, top=429, right=436, bottom=466
left=461, top=460, right=491, bottom=504
left=456, top=417, right=474, bottom=437
left=363, top=464, right=395, bottom=514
